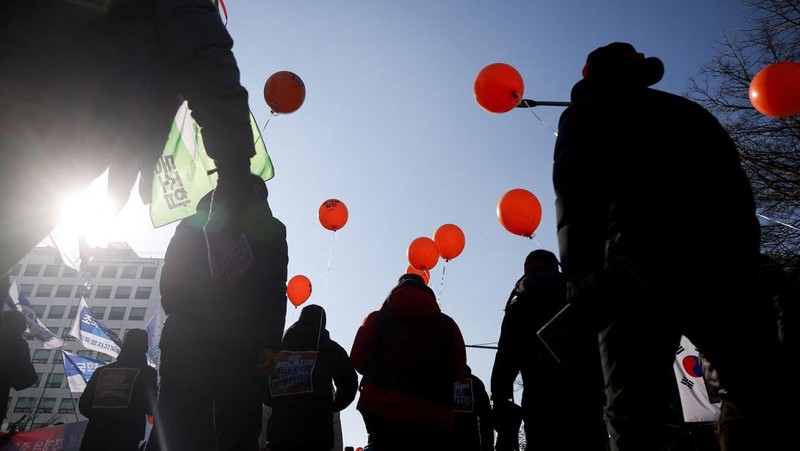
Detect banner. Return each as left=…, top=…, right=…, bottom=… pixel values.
left=69, top=298, right=122, bottom=358
left=6, top=279, right=64, bottom=349
left=149, top=101, right=274, bottom=228
left=673, top=335, right=721, bottom=422
left=0, top=421, right=87, bottom=451
left=143, top=307, right=164, bottom=369
left=62, top=351, right=106, bottom=393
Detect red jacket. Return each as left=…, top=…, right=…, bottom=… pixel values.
left=351, top=280, right=467, bottom=428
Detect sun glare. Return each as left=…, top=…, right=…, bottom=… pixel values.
left=55, top=171, right=133, bottom=248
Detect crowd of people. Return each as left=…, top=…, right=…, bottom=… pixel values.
left=0, top=1, right=797, bottom=450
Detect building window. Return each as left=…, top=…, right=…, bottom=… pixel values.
left=20, top=284, right=33, bottom=295
left=35, top=284, right=53, bottom=297
left=134, top=286, right=152, bottom=300
left=97, top=353, right=113, bottom=363
left=22, top=332, right=35, bottom=341
left=47, top=305, right=66, bottom=319
left=9, top=264, right=21, bottom=276
left=46, top=373, right=64, bottom=389
left=53, top=352, right=63, bottom=364
left=115, top=286, right=132, bottom=300
left=37, top=398, right=56, bottom=413
left=121, top=266, right=138, bottom=279
left=68, top=305, right=78, bottom=319
left=62, top=266, right=78, bottom=277
left=76, top=285, right=91, bottom=298
left=101, top=266, right=119, bottom=278
left=23, top=264, right=42, bottom=277
left=77, top=350, right=93, bottom=358
left=43, top=264, right=61, bottom=277
left=129, top=307, right=146, bottom=321
left=55, top=285, right=74, bottom=298
left=58, top=398, right=75, bottom=414
left=91, top=306, right=106, bottom=320
left=31, top=305, right=46, bottom=319
left=32, top=349, right=51, bottom=364
left=61, top=329, right=75, bottom=342
left=88, top=265, right=100, bottom=277
left=108, top=307, right=126, bottom=321
left=94, top=286, right=112, bottom=299
left=141, top=267, right=157, bottom=279
left=14, top=397, right=33, bottom=413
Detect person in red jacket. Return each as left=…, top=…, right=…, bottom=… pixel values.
left=351, top=273, right=467, bottom=451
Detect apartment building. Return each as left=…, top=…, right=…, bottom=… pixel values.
left=4, top=243, right=163, bottom=431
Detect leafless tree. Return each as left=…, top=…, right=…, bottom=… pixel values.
left=686, top=0, right=800, bottom=275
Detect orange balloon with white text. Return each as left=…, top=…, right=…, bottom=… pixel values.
left=406, top=265, right=431, bottom=285
left=287, top=275, right=312, bottom=307
left=497, top=188, right=542, bottom=238
left=433, top=223, right=465, bottom=261
left=407, top=237, right=440, bottom=271
left=319, top=199, right=349, bottom=231
left=264, top=70, right=306, bottom=114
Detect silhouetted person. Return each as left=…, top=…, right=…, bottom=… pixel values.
left=265, top=304, right=358, bottom=451
left=1, top=1, right=270, bottom=304
left=351, top=273, right=467, bottom=451
left=552, top=41, right=792, bottom=451
left=0, top=310, right=37, bottom=425
left=79, top=329, right=158, bottom=451
left=453, top=365, right=493, bottom=451
left=147, top=177, right=288, bottom=451
left=491, top=249, right=607, bottom=451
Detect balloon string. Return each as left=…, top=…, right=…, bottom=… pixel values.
left=527, top=108, right=558, bottom=137
left=437, top=260, right=448, bottom=302
left=322, top=231, right=336, bottom=297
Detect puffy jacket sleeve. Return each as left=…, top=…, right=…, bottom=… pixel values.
left=349, top=311, right=380, bottom=375
left=1, top=339, right=38, bottom=391
left=78, top=368, right=101, bottom=419
left=155, top=0, right=254, bottom=173
left=490, top=298, right=521, bottom=402
left=449, top=318, right=467, bottom=382
left=330, top=342, right=358, bottom=412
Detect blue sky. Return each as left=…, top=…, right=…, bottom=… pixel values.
left=109, top=1, right=749, bottom=447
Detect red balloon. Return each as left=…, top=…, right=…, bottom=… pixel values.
left=286, top=275, right=312, bottom=307
left=405, top=265, right=431, bottom=285
left=433, top=223, right=465, bottom=261
left=319, top=199, right=349, bottom=231
left=264, top=70, right=306, bottom=114
left=497, top=188, right=542, bottom=238
left=407, top=237, right=440, bottom=271
left=473, top=63, right=524, bottom=113
left=749, top=61, right=800, bottom=118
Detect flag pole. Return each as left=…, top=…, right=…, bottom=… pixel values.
left=516, top=99, right=571, bottom=108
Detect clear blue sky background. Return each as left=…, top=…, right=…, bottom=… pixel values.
left=111, top=1, right=749, bottom=447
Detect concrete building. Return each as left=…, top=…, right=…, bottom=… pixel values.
left=4, top=243, right=163, bottom=431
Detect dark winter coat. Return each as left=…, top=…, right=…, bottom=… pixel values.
left=351, top=278, right=467, bottom=429
left=553, top=79, right=760, bottom=287
left=160, top=190, right=288, bottom=351
left=264, top=305, right=358, bottom=450
left=0, top=329, right=38, bottom=423
left=78, top=350, right=158, bottom=451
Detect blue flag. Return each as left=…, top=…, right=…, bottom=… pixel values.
left=69, top=298, right=122, bottom=358
left=7, top=279, right=64, bottom=349
left=62, top=350, right=106, bottom=393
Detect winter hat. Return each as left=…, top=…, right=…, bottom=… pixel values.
left=524, top=249, right=560, bottom=273
left=299, top=304, right=327, bottom=329
left=121, top=328, right=149, bottom=355
left=582, top=42, right=664, bottom=87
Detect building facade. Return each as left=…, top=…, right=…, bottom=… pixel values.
left=4, top=243, right=163, bottom=431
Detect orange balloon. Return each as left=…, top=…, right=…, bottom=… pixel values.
left=405, top=265, right=431, bottom=285
left=497, top=188, right=542, bottom=238
left=749, top=61, right=800, bottom=118
left=407, top=237, right=440, bottom=271
left=473, top=63, right=524, bottom=113
left=264, top=70, right=306, bottom=114
left=433, top=223, right=465, bottom=261
left=319, top=199, right=349, bottom=231
left=286, top=274, right=312, bottom=307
